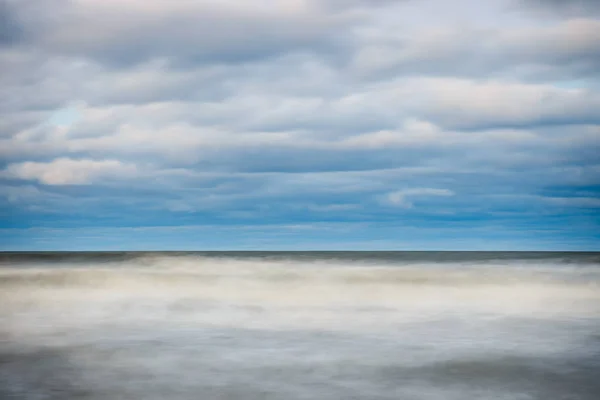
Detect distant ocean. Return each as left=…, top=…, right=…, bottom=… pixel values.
left=1, top=252, right=599, bottom=399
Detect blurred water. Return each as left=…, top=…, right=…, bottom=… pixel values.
left=1, top=252, right=599, bottom=399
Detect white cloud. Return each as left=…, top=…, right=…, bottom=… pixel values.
left=340, top=119, right=442, bottom=148
left=4, top=158, right=138, bottom=185
left=0, top=86, right=595, bottom=168
left=419, top=79, right=600, bottom=129
left=386, top=188, right=455, bottom=208
left=351, top=16, right=600, bottom=81
left=543, top=196, right=600, bottom=208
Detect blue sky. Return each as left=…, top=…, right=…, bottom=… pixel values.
left=0, top=0, right=599, bottom=250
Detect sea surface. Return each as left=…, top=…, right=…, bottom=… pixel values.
left=1, top=251, right=599, bottom=399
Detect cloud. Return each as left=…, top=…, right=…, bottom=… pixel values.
left=321, top=0, right=406, bottom=10
left=4, top=75, right=597, bottom=167
left=4, top=0, right=352, bottom=67
left=520, top=0, right=600, bottom=17
left=542, top=196, right=600, bottom=208
left=413, top=78, right=600, bottom=130
left=386, top=188, right=455, bottom=208
left=0, top=0, right=25, bottom=46
left=351, top=17, right=600, bottom=81
left=0, top=0, right=598, bottom=249
left=0, top=184, right=44, bottom=204
left=3, top=158, right=138, bottom=185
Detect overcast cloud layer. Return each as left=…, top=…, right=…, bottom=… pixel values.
left=1, top=0, right=599, bottom=250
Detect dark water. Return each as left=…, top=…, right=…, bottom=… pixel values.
left=1, top=252, right=599, bottom=399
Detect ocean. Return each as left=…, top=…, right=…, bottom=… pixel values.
left=1, top=251, right=599, bottom=399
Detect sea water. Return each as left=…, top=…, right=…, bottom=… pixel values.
left=1, top=252, right=599, bottom=399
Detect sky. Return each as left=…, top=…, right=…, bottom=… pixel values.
left=0, top=0, right=599, bottom=251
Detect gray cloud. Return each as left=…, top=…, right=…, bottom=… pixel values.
left=520, top=0, right=600, bottom=17
left=3, top=0, right=353, bottom=67
left=0, top=0, right=25, bottom=46
left=0, top=0, right=598, bottom=239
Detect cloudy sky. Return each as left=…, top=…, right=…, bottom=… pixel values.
left=1, top=0, right=599, bottom=250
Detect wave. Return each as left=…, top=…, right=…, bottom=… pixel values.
left=1, top=252, right=599, bottom=290
left=2, top=250, right=600, bottom=266
left=0, top=257, right=598, bottom=285
left=1, top=254, right=598, bottom=319
left=2, top=252, right=599, bottom=400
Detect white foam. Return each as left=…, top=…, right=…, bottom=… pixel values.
left=2, top=256, right=599, bottom=399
